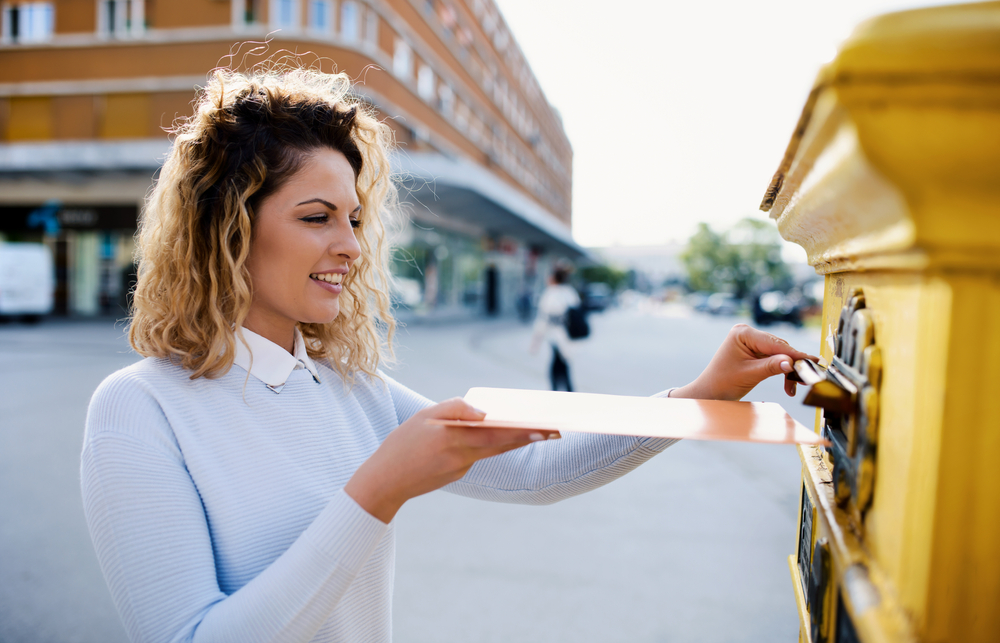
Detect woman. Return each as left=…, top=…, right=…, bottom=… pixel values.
left=530, top=263, right=581, bottom=391
left=81, top=67, right=810, bottom=643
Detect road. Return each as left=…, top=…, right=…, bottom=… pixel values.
left=0, top=304, right=819, bottom=643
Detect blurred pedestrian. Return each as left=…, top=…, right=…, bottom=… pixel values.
left=530, top=264, right=581, bottom=391
left=81, top=65, right=813, bottom=643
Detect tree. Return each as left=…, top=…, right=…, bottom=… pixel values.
left=680, top=223, right=729, bottom=294
left=578, top=263, right=629, bottom=292
left=681, top=218, right=793, bottom=299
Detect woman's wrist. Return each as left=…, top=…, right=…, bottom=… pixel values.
left=668, top=378, right=717, bottom=401
left=344, top=466, right=405, bottom=525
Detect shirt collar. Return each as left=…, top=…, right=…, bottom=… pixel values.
left=233, top=326, right=321, bottom=393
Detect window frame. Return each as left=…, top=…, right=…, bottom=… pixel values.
left=307, top=0, right=334, bottom=35
left=339, top=0, right=359, bottom=42
left=271, top=0, right=300, bottom=32
left=417, top=63, right=435, bottom=101
left=393, top=37, right=413, bottom=80
left=2, top=1, right=55, bottom=44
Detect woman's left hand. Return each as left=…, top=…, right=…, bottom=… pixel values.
left=671, top=323, right=819, bottom=401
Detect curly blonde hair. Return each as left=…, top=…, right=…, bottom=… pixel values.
left=129, top=66, right=398, bottom=381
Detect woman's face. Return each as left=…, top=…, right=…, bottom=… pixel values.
left=243, top=147, right=362, bottom=350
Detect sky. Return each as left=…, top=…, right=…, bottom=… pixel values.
left=492, top=0, right=969, bottom=252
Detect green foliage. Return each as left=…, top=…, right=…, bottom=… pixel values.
left=681, top=218, right=793, bottom=299
left=579, top=263, right=629, bottom=292
left=680, top=223, right=728, bottom=293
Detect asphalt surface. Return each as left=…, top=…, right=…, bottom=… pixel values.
left=0, top=303, right=819, bottom=642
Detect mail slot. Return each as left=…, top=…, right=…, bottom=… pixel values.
left=792, top=288, right=881, bottom=520
left=763, top=3, right=1000, bottom=642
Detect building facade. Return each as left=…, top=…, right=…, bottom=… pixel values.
left=0, top=0, right=581, bottom=317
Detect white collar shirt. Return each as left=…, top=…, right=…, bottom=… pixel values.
left=232, top=326, right=321, bottom=393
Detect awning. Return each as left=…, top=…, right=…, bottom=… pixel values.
left=391, top=151, right=589, bottom=260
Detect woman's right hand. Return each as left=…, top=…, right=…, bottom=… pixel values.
left=344, top=398, right=559, bottom=523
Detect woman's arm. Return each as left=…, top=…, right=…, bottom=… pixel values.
left=671, top=323, right=817, bottom=400
left=82, top=377, right=389, bottom=643
left=445, top=393, right=677, bottom=505
left=343, top=398, right=555, bottom=523
left=449, top=324, right=815, bottom=504
left=352, top=323, right=814, bottom=517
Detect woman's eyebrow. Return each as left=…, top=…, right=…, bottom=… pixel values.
left=351, top=205, right=362, bottom=215
left=297, top=198, right=338, bottom=210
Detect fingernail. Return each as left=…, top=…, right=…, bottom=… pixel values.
left=547, top=433, right=562, bottom=440
left=473, top=407, right=487, bottom=415
left=781, top=361, right=792, bottom=373
left=529, top=432, right=545, bottom=442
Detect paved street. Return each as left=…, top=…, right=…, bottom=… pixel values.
left=0, top=304, right=819, bottom=643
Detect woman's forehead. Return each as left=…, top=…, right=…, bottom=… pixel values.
left=279, top=151, right=359, bottom=198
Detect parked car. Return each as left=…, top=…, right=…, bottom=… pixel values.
left=582, top=282, right=613, bottom=312
left=0, top=242, right=54, bottom=323
left=687, top=292, right=711, bottom=313
left=752, top=290, right=804, bottom=327
left=706, top=292, right=740, bottom=316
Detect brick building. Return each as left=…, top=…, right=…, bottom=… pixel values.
left=0, top=0, right=581, bottom=317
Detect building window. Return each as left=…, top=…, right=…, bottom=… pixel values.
left=364, top=7, right=377, bottom=46
left=438, top=83, right=454, bottom=115
left=2, top=2, right=54, bottom=43
left=97, top=0, right=144, bottom=37
left=417, top=65, right=435, bottom=101
left=308, top=0, right=332, bottom=33
left=393, top=39, right=412, bottom=81
left=340, top=0, right=359, bottom=42
left=271, top=0, right=298, bottom=30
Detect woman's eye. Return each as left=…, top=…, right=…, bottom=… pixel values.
left=301, top=214, right=328, bottom=224
left=350, top=219, right=361, bottom=229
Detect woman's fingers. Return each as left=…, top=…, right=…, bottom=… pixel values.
left=346, top=403, right=558, bottom=523
left=458, top=425, right=560, bottom=450
left=734, top=324, right=814, bottom=362
left=420, top=397, right=487, bottom=421
left=421, top=399, right=560, bottom=450
left=742, top=353, right=794, bottom=383
left=736, top=326, right=813, bottom=398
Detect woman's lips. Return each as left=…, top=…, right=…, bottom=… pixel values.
left=310, top=272, right=344, bottom=294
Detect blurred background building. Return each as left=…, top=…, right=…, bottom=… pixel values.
left=0, top=0, right=584, bottom=318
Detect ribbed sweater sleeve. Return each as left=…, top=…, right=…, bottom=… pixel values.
left=81, top=371, right=389, bottom=643
left=446, top=432, right=678, bottom=504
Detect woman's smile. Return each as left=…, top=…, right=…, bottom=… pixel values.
left=310, top=271, right=346, bottom=293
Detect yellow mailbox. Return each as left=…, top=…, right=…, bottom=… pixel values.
left=760, top=3, right=1000, bottom=642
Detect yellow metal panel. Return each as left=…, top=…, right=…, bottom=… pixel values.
left=99, top=93, right=152, bottom=139
left=6, top=96, right=53, bottom=141
left=788, top=555, right=812, bottom=643
left=763, top=4, right=1000, bottom=641
left=823, top=274, right=954, bottom=634
left=798, top=442, right=918, bottom=643
left=924, top=274, right=1000, bottom=641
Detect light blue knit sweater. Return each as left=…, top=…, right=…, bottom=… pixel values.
left=81, top=357, right=677, bottom=643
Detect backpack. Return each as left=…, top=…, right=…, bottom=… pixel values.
left=565, top=305, right=590, bottom=340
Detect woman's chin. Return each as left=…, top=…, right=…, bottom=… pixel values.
left=300, top=307, right=340, bottom=326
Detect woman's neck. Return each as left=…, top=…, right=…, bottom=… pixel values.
left=242, top=315, right=296, bottom=354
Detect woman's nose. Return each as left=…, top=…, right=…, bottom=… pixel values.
left=330, top=220, right=362, bottom=262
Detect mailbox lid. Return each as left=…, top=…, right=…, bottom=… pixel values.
left=761, top=2, right=1000, bottom=274
left=833, top=2, right=1000, bottom=78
